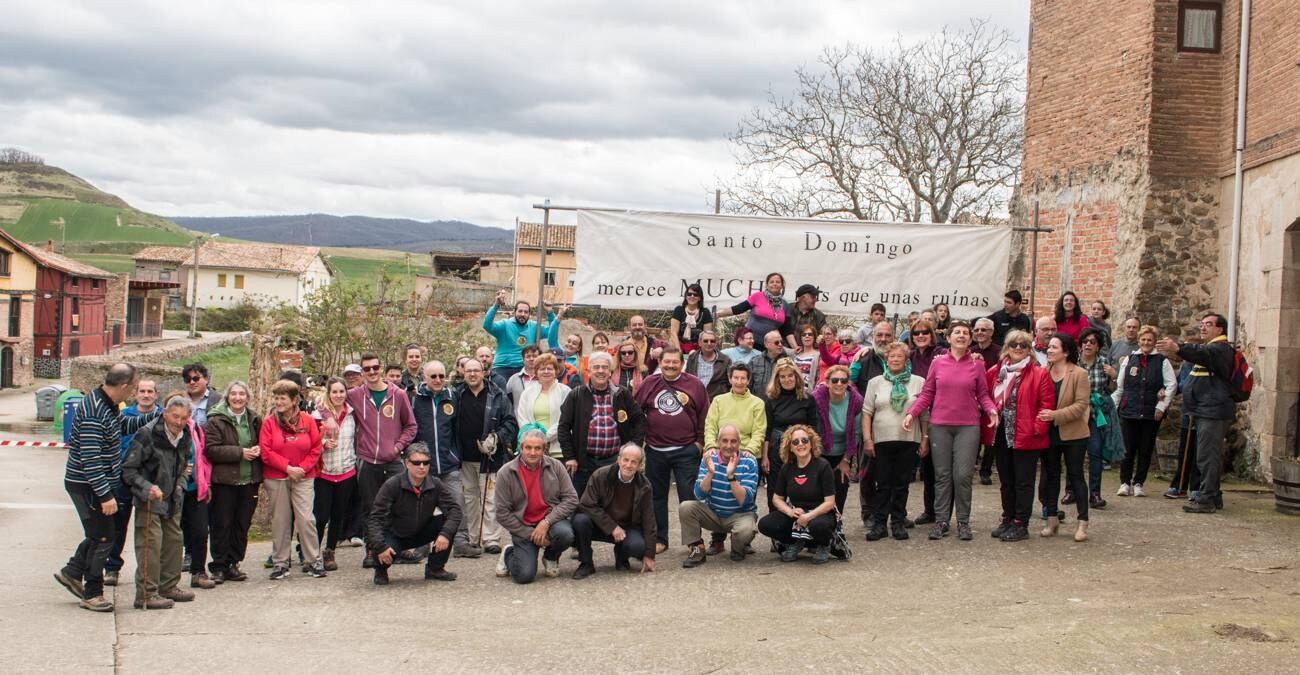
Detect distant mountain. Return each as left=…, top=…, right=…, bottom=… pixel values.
left=173, top=214, right=514, bottom=254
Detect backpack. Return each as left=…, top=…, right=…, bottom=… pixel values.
left=1226, top=346, right=1254, bottom=402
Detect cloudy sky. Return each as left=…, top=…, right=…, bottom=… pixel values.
left=0, top=1, right=1027, bottom=229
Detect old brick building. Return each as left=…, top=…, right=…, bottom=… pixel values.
left=1014, top=0, right=1298, bottom=478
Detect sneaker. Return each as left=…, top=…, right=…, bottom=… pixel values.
left=1183, top=500, right=1217, bottom=514
left=1164, top=487, right=1186, bottom=499
left=928, top=522, right=950, bottom=540
left=269, top=564, right=290, bottom=581
left=780, top=543, right=803, bottom=562
left=743, top=543, right=755, bottom=555
left=341, top=537, right=363, bottom=548
left=103, top=571, right=119, bottom=587
left=1000, top=524, right=1029, bottom=542
left=160, top=587, right=195, bottom=602
left=224, top=565, right=248, bottom=582
left=323, top=549, right=338, bottom=572
left=914, top=512, right=936, bottom=525
left=308, top=561, right=327, bottom=578
left=542, top=557, right=560, bottom=578
left=453, top=543, right=483, bottom=559
left=53, top=570, right=84, bottom=600
left=1062, top=490, right=1075, bottom=505
left=373, top=567, right=389, bottom=586
left=956, top=521, right=973, bottom=541
left=729, top=550, right=746, bottom=562
left=1132, top=483, right=1146, bottom=497
left=682, top=545, right=708, bottom=568
left=1090, top=494, right=1108, bottom=510
left=264, top=555, right=274, bottom=569
left=979, top=475, right=993, bottom=486
left=190, top=572, right=216, bottom=589
left=811, top=545, right=831, bottom=565
left=424, top=567, right=457, bottom=581
left=571, top=564, right=596, bottom=580
left=133, top=596, right=175, bottom=610
left=865, top=521, right=888, bottom=541
left=79, top=595, right=114, bottom=612
left=484, top=543, right=502, bottom=555
left=991, top=519, right=1010, bottom=539
left=705, top=540, right=726, bottom=556
left=1116, top=483, right=1132, bottom=497
left=890, top=522, right=909, bottom=540
left=495, top=546, right=512, bottom=578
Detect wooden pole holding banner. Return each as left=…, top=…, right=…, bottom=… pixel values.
left=536, top=199, right=551, bottom=315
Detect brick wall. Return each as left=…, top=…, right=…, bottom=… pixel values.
left=1149, top=0, right=1224, bottom=179
left=1218, top=0, right=1300, bottom=174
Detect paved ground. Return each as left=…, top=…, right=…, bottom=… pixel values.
left=3, top=426, right=1298, bottom=674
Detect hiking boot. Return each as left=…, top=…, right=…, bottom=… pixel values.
left=780, top=543, right=804, bottom=562
left=979, top=474, right=993, bottom=486
left=424, top=567, right=456, bottom=581
left=890, top=521, right=909, bottom=540
left=811, top=545, right=831, bottom=565
left=103, top=571, right=119, bottom=587
left=496, top=546, right=512, bottom=577
left=928, top=522, right=950, bottom=540
left=373, top=567, right=389, bottom=586
left=134, top=596, right=175, bottom=610
left=79, top=595, right=114, bottom=612
left=1000, top=524, right=1029, bottom=542
left=956, top=521, right=973, bottom=541
left=1183, top=500, right=1217, bottom=514
left=1116, top=483, right=1131, bottom=497
left=1089, top=494, right=1108, bottom=509
left=209, top=568, right=226, bottom=584
left=865, top=520, right=888, bottom=541
left=991, top=519, right=1011, bottom=539
left=362, top=551, right=375, bottom=569
left=914, top=512, right=936, bottom=525
left=484, top=543, right=502, bottom=555
left=322, top=549, right=338, bottom=572
left=190, top=572, right=216, bottom=589
left=308, top=561, right=327, bottom=578
left=682, top=544, right=708, bottom=568
left=729, top=550, right=746, bottom=562
left=223, top=565, right=247, bottom=582
left=161, top=587, right=195, bottom=602
left=571, top=564, right=596, bottom=580
left=453, top=543, right=483, bottom=559
left=1164, top=487, right=1186, bottom=499
left=706, top=540, right=726, bottom=556
left=269, top=564, right=290, bottom=581
left=54, top=569, right=84, bottom=600
left=1132, top=483, right=1147, bottom=497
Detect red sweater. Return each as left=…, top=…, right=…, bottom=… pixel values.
left=259, top=411, right=323, bottom=480
left=980, top=359, right=1056, bottom=450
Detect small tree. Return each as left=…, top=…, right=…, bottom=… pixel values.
left=723, top=20, right=1023, bottom=224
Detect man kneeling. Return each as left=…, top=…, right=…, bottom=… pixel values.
left=367, top=443, right=461, bottom=585
left=678, top=425, right=758, bottom=567
left=494, top=429, right=578, bottom=583
left=572, top=443, right=657, bottom=579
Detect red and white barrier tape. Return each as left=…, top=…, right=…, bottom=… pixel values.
left=0, top=439, right=66, bottom=448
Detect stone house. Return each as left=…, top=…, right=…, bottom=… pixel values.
left=135, top=241, right=334, bottom=310
left=133, top=245, right=190, bottom=311
left=1013, top=0, right=1299, bottom=477
left=513, top=221, right=575, bottom=306
left=0, top=228, right=38, bottom=388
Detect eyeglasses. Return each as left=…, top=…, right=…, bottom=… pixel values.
left=407, top=459, right=430, bottom=466
left=838, top=339, right=852, bottom=344
left=790, top=436, right=812, bottom=446
left=426, top=373, right=446, bottom=380
left=619, top=350, right=636, bottom=356
left=912, top=330, right=932, bottom=336
left=1007, top=342, right=1030, bottom=349
left=700, top=339, right=717, bottom=343
left=974, top=327, right=992, bottom=332
left=829, top=377, right=849, bottom=384
left=185, top=375, right=205, bottom=383
left=686, top=292, right=700, bottom=297
left=361, top=365, right=382, bottom=372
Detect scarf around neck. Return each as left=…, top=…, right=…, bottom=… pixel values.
left=882, top=364, right=913, bottom=413
left=994, top=357, right=1030, bottom=409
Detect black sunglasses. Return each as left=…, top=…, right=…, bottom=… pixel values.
left=912, top=330, right=932, bottom=336
left=829, top=377, right=849, bottom=384
left=407, top=459, right=430, bottom=466
left=1007, top=342, right=1031, bottom=349
left=790, top=436, right=812, bottom=446
left=426, top=373, right=446, bottom=380
left=185, top=375, right=205, bottom=383
left=619, top=350, right=636, bottom=356
left=361, top=365, right=383, bottom=372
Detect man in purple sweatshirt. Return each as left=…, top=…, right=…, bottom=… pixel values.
left=346, top=352, right=418, bottom=567
left=633, top=346, right=709, bottom=554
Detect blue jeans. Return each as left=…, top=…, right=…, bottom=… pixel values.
left=1087, top=419, right=1104, bottom=496
left=105, top=483, right=134, bottom=573
left=505, top=518, right=575, bottom=584
left=645, top=444, right=699, bottom=545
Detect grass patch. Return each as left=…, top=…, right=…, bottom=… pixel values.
left=8, top=198, right=191, bottom=245
left=167, top=344, right=251, bottom=389
left=326, top=252, right=431, bottom=281
left=66, top=253, right=136, bottom=274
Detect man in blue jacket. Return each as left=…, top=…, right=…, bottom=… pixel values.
left=410, top=360, right=473, bottom=556
left=482, top=289, right=558, bottom=382
left=1157, top=312, right=1238, bottom=514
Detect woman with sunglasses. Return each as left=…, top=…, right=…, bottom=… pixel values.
left=790, top=325, right=824, bottom=388
left=862, top=341, right=926, bottom=541
left=1036, top=333, right=1092, bottom=541
left=714, top=272, right=791, bottom=342
left=763, top=359, right=818, bottom=513
left=669, top=283, right=714, bottom=354
left=819, top=328, right=863, bottom=372
left=758, top=425, right=839, bottom=564
left=981, top=330, right=1055, bottom=542
left=811, top=365, right=862, bottom=513
left=1054, top=291, right=1089, bottom=340
left=516, top=353, right=572, bottom=460
left=1077, top=327, right=1118, bottom=509
left=311, top=377, right=356, bottom=571
left=904, top=321, right=998, bottom=541
left=612, top=339, right=645, bottom=394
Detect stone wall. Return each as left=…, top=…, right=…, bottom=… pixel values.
left=69, top=333, right=249, bottom=394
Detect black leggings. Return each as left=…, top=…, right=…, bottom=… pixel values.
left=824, top=454, right=851, bottom=513
left=181, top=491, right=209, bottom=574
left=1119, top=418, right=1160, bottom=485
left=313, top=475, right=358, bottom=551
left=870, top=441, right=917, bottom=526
left=1040, top=439, right=1088, bottom=521
left=758, top=511, right=837, bottom=546
left=993, top=429, right=1040, bottom=525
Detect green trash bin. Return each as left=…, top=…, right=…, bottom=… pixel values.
left=53, top=389, right=84, bottom=434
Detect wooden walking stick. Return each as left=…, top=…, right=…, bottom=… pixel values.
left=478, top=470, right=490, bottom=545
left=140, top=501, right=152, bottom=611
left=1177, top=414, right=1195, bottom=492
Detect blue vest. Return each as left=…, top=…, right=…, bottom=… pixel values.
left=1118, top=352, right=1165, bottom=420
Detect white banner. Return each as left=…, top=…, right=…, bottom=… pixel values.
left=574, top=210, right=1012, bottom=316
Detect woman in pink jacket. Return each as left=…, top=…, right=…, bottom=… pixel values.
left=903, top=321, right=999, bottom=542
left=260, top=379, right=326, bottom=581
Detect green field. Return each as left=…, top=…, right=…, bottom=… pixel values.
left=67, top=253, right=136, bottom=274
left=167, top=344, right=251, bottom=389
left=7, top=198, right=192, bottom=245
left=324, top=247, right=431, bottom=281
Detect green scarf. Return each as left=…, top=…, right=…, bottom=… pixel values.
left=882, top=363, right=913, bottom=413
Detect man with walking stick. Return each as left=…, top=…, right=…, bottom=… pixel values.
left=455, top=358, right=517, bottom=556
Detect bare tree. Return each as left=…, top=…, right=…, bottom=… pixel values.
left=722, top=20, right=1023, bottom=224
left=0, top=147, right=45, bottom=165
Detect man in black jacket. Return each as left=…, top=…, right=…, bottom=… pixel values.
left=571, top=443, right=657, bottom=579
left=1157, top=312, right=1238, bottom=514
left=454, top=358, right=517, bottom=557
left=558, top=351, right=646, bottom=498
left=368, top=445, right=462, bottom=585
left=685, top=330, right=731, bottom=400
left=410, top=361, right=472, bottom=556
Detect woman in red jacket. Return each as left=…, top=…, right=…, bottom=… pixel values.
left=982, top=330, right=1056, bottom=542
left=259, top=379, right=326, bottom=581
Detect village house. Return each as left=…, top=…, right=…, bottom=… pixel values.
left=0, top=228, right=39, bottom=388
left=133, top=240, right=333, bottom=310
left=25, top=241, right=116, bottom=378
left=513, top=221, right=575, bottom=306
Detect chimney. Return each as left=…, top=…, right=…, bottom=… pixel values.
left=46, top=239, right=54, bottom=252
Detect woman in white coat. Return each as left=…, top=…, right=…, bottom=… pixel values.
left=515, top=353, right=572, bottom=460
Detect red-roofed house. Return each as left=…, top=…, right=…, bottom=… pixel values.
left=25, top=240, right=115, bottom=377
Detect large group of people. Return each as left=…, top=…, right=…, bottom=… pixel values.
left=55, top=282, right=1244, bottom=612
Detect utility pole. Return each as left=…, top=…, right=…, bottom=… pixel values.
left=535, top=198, right=550, bottom=315
left=189, top=236, right=201, bottom=338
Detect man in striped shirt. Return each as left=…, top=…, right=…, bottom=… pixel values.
left=678, top=425, right=759, bottom=567
left=55, top=363, right=161, bottom=612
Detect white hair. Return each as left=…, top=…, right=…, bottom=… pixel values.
left=588, top=351, right=613, bottom=367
